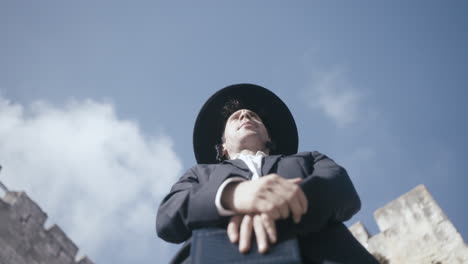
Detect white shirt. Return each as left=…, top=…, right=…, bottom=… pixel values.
left=214, top=151, right=266, bottom=216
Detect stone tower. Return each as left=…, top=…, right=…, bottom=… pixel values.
left=350, top=184, right=468, bottom=264
left=0, top=181, right=93, bottom=264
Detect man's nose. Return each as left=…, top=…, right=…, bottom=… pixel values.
left=239, top=110, right=251, bottom=120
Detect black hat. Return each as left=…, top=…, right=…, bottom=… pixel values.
left=193, top=83, right=298, bottom=164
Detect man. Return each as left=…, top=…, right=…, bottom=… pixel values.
left=156, top=84, right=378, bottom=263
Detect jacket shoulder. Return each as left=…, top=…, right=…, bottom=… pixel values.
left=288, top=151, right=325, bottom=158
left=186, top=163, right=219, bottom=175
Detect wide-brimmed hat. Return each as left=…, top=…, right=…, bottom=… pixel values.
left=193, top=83, right=298, bottom=164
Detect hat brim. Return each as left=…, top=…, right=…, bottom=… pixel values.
left=193, top=83, right=298, bottom=164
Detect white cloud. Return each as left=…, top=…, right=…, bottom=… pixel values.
left=304, top=67, right=364, bottom=127
left=0, top=97, right=182, bottom=263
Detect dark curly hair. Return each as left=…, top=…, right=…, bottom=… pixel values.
left=214, top=98, right=276, bottom=163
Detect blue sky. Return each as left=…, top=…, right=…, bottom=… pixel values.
left=1, top=1, right=467, bottom=263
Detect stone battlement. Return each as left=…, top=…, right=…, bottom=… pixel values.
left=350, top=184, right=468, bottom=264
left=0, top=183, right=93, bottom=264
left=2, top=180, right=466, bottom=263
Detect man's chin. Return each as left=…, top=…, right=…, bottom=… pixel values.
left=238, top=135, right=267, bottom=148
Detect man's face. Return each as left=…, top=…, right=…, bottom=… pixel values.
left=222, top=109, right=270, bottom=154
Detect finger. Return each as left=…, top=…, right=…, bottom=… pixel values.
left=271, top=186, right=295, bottom=220
left=279, top=202, right=290, bottom=219
left=227, top=215, right=242, bottom=243
left=267, top=205, right=281, bottom=220
left=288, top=180, right=308, bottom=214
left=268, top=184, right=290, bottom=219
left=239, top=214, right=253, bottom=253
left=287, top=184, right=308, bottom=223
left=287, top=195, right=304, bottom=223
left=257, top=199, right=281, bottom=220
left=253, top=214, right=269, bottom=254
left=287, top=177, right=302, bottom=184
left=261, top=213, right=277, bottom=244
left=279, top=179, right=307, bottom=218
left=297, top=187, right=308, bottom=214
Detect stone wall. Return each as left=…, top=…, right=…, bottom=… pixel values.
left=2, top=180, right=466, bottom=264
left=350, top=184, right=468, bottom=264
left=0, top=184, right=93, bottom=264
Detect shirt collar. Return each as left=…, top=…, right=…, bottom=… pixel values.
left=232, top=150, right=267, bottom=160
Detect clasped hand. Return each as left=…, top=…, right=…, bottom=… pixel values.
left=222, top=174, right=308, bottom=254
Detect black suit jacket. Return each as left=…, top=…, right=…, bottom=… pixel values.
left=156, top=151, right=378, bottom=263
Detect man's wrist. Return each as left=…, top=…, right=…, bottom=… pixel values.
left=221, top=181, right=241, bottom=211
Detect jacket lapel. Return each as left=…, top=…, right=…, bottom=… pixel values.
left=223, top=159, right=252, bottom=179
left=261, top=155, right=282, bottom=176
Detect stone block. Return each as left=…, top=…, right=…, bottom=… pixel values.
left=0, top=188, right=94, bottom=264
left=351, top=184, right=468, bottom=264
left=47, top=224, right=79, bottom=257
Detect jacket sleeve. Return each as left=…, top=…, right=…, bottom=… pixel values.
left=156, top=165, right=235, bottom=243
left=292, top=151, right=361, bottom=235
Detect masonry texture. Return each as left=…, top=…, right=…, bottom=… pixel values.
left=1, top=181, right=466, bottom=264
left=350, top=184, right=468, bottom=264
left=0, top=183, right=93, bottom=264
